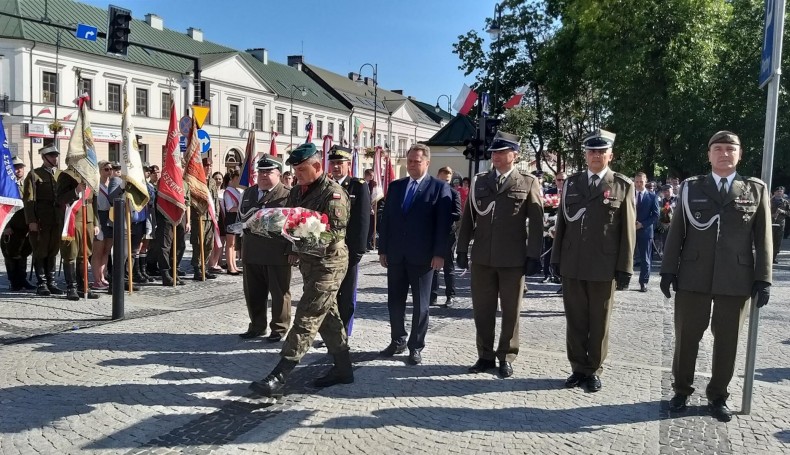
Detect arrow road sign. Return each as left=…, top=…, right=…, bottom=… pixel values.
left=197, top=129, right=211, bottom=154
left=75, top=23, right=98, bottom=41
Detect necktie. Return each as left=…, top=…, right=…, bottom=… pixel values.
left=637, top=191, right=642, bottom=208
left=258, top=189, right=267, bottom=201
left=589, top=174, right=599, bottom=191
left=497, top=173, right=506, bottom=191
left=719, top=178, right=728, bottom=200
left=402, top=180, right=417, bottom=212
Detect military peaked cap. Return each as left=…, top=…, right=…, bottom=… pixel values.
left=583, top=129, right=616, bottom=149
left=328, top=145, right=352, bottom=162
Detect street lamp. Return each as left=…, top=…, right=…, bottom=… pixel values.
left=435, top=94, right=452, bottom=113
left=289, top=84, right=307, bottom=153
left=486, top=3, right=503, bottom=114
left=356, top=63, right=377, bottom=148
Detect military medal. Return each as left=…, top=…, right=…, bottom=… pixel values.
left=743, top=213, right=750, bottom=222
left=603, top=190, right=611, bottom=205
left=694, top=212, right=701, bottom=219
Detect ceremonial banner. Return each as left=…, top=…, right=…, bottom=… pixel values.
left=305, top=120, right=313, bottom=144
left=322, top=135, right=332, bottom=172
left=64, top=95, right=100, bottom=191
left=239, top=129, right=257, bottom=188
left=183, top=117, right=209, bottom=215
left=0, top=116, right=22, bottom=234
left=269, top=131, right=278, bottom=157
left=354, top=117, right=365, bottom=139
left=157, top=100, right=186, bottom=224
left=121, top=82, right=151, bottom=212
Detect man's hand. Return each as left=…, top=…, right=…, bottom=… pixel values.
left=184, top=223, right=191, bottom=234
left=76, top=181, right=87, bottom=194
left=752, top=281, right=771, bottom=308
left=456, top=252, right=469, bottom=269
left=94, top=226, right=100, bottom=237
left=288, top=254, right=299, bottom=266
left=636, top=221, right=643, bottom=230
left=28, top=222, right=38, bottom=232
left=660, top=273, right=677, bottom=298
left=379, top=254, right=388, bottom=268
left=615, top=271, right=632, bottom=290
left=431, top=256, right=444, bottom=271
left=350, top=253, right=363, bottom=266
left=524, top=258, right=542, bottom=276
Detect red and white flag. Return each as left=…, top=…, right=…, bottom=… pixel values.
left=305, top=120, right=314, bottom=144
left=452, top=84, right=478, bottom=115
left=322, top=135, right=333, bottom=171
left=239, top=130, right=256, bottom=188
left=269, top=131, right=278, bottom=157
left=61, top=177, right=91, bottom=241
left=156, top=100, right=186, bottom=224
left=504, top=87, right=528, bottom=110
left=36, top=107, right=52, bottom=116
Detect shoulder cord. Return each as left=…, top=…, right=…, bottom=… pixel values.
left=237, top=188, right=260, bottom=221
left=470, top=174, right=496, bottom=222
left=682, top=181, right=720, bottom=241
left=561, top=178, right=586, bottom=223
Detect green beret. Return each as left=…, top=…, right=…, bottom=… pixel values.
left=286, top=142, right=318, bottom=166
left=708, top=130, right=740, bottom=148
left=328, top=145, right=352, bottom=162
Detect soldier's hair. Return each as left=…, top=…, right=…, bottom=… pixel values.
left=304, top=155, right=321, bottom=166
left=635, top=172, right=647, bottom=179
left=364, top=169, right=374, bottom=177
left=283, top=171, right=292, bottom=178
left=438, top=166, right=452, bottom=176
left=408, top=144, right=431, bottom=159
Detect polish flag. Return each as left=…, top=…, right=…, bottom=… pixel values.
left=452, top=84, right=478, bottom=115
left=504, top=87, right=528, bottom=109
left=37, top=107, right=52, bottom=116
left=269, top=131, right=278, bottom=157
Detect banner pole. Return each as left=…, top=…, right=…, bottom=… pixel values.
left=81, top=205, right=88, bottom=299
left=172, top=223, right=178, bottom=287
left=126, top=202, right=133, bottom=294
left=199, top=218, right=205, bottom=281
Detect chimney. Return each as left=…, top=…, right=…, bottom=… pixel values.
left=392, top=90, right=403, bottom=95
left=145, top=13, right=163, bottom=30
left=348, top=72, right=360, bottom=82
left=187, top=27, right=203, bottom=42
left=247, top=48, right=268, bottom=64
left=287, top=55, right=304, bottom=70
left=364, top=77, right=374, bottom=87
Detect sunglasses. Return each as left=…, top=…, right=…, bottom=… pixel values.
left=102, top=168, right=112, bottom=171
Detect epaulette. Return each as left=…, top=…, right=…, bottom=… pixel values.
left=683, top=175, right=706, bottom=184
left=613, top=173, right=633, bottom=184
left=745, top=176, right=767, bottom=187
left=568, top=171, right=584, bottom=179
left=475, top=171, right=488, bottom=176
left=353, top=177, right=366, bottom=184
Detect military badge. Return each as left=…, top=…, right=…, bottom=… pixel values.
left=743, top=213, right=750, bottom=223
left=332, top=192, right=341, bottom=199
left=694, top=212, right=701, bottom=219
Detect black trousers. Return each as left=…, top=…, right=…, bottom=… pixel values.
left=338, top=259, right=359, bottom=335
left=156, top=211, right=185, bottom=274
left=430, top=233, right=456, bottom=301
left=387, top=262, right=433, bottom=351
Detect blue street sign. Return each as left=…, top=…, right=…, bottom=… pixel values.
left=197, top=129, right=211, bottom=154
left=179, top=115, right=191, bottom=136
left=75, top=23, right=98, bottom=42
left=760, top=0, right=777, bottom=87
left=179, top=135, right=187, bottom=152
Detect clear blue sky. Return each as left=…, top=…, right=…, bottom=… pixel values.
left=81, top=0, right=494, bottom=110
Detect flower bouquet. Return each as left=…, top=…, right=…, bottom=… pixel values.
left=543, top=213, right=558, bottom=238
left=282, top=208, right=333, bottom=257
left=543, top=194, right=560, bottom=209
left=230, top=207, right=290, bottom=237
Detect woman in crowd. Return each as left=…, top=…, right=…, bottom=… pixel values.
left=222, top=169, right=242, bottom=275
left=91, top=161, right=113, bottom=289
left=207, top=171, right=226, bottom=273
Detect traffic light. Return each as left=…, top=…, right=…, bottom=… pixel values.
left=481, top=118, right=502, bottom=160
left=463, top=138, right=484, bottom=160
left=107, top=5, right=132, bottom=56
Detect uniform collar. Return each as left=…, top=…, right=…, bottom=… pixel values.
left=586, top=167, right=609, bottom=183
left=711, top=171, right=736, bottom=188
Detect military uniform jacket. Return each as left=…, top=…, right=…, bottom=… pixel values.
left=288, top=173, right=349, bottom=258
left=339, top=175, right=371, bottom=259
left=457, top=170, right=544, bottom=267
left=660, top=174, right=772, bottom=296
left=551, top=169, right=636, bottom=281
left=770, top=195, right=789, bottom=229
left=239, top=182, right=291, bottom=266
left=56, top=171, right=97, bottom=226
left=23, top=166, right=61, bottom=227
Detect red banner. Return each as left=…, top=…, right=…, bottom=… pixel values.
left=156, top=101, right=186, bottom=224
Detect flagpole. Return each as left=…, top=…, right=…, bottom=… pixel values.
left=372, top=200, right=378, bottom=249
left=172, top=223, right=178, bottom=287
left=126, top=202, right=133, bottom=294
left=199, top=221, right=206, bottom=281
left=82, top=206, right=88, bottom=299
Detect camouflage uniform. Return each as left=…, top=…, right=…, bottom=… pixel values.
left=281, top=173, right=350, bottom=361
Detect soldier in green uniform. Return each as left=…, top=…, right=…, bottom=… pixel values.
left=250, top=143, right=351, bottom=398
left=2, top=157, right=35, bottom=291
left=661, top=131, right=772, bottom=422
left=238, top=155, right=292, bottom=341
left=551, top=129, right=635, bottom=392
left=23, top=146, right=65, bottom=296
left=190, top=156, right=218, bottom=280
left=56, top=170, right=100, bottom=300
left=328, top=145, right=370, bottom=336
left=769, top=186, right=789, bottom=264
left=456, top=131, right=544, bottom=378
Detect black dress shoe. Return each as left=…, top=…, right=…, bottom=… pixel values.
left=177, top=269, right=186, bottom=277
left=380, top=341, right=407, bottom=357
left=266, top=333, right=283, bottom=342
left=468, top=358, right=496, bottom=373
left=639, top=283, right=648, bottom=292
left=429, top=297, right=439, bottom=306
left=249, top=374, right=286, bottom=398
left=498, top=360, right=513, bottom=378
left=443, top=297, right=455, bottom=308
left=564, top=372, right=585, bottom=388
left=708, top=398, right=733, bottom=422
left=239, top=330, right=264, bottom=339
left=408, top=349, right=422, bottom=365
left=540, top=276, right=551, bottom=283
left=586, top=374, right=602, bottom=392
left=669, top=393, right=688, bottom=412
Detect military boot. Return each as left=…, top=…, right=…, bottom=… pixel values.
left=64, top=262, right=79, bottom=301
left=34, top=259, right=50, bottom=296
left=6, top=257, right=20, bottom=291
left=45, top=257, right=64, bottom=295
left=313, top=350, right=354, bottom=388
left=76, top=258, right=99, bottom=299
left=249, top=358, right=298, bottom=398
left=18, top=258, right=36, bottom=290
left=139, top=254, right=155, bottom=282
left=132, top=256, right=147, bottom=284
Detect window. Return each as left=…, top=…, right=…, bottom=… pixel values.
left=161, top=91, right=171, bottom=118
left=108, top=143, right=120, bottom=162
left=363, top=132, right=368, bottom=148
left=135, top=88, right=148, bottom=116
left=138, top=143, right=148, bottom=164
left=107, top=83, right=121, bottom=113
left=398, top=138, right=407, bottom=156
left=291, top=115, right=298, bottom=135
left=229, top=104, right=239, bottom=128
left=42, top=71, right=57, bottom=103
left=255, top=108, right=264, bottom=131
left=276, top=113, right=284, bottom=134
left=377, top=134, right=382, bottom=146
left=316, top=120, right=323, bottom=138
left=204, top=98, right=212, bottom=125
left=328, top=122, right=334, bottom=138
left=79, top=79, right=92, bottom=108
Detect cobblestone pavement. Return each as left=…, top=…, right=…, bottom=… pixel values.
left=0, top=247, right=789, bottom=454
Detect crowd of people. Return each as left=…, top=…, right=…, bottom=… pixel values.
left=1, top=128, right=778, bottom=424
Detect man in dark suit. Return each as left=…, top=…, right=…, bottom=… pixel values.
left=378, top=144, right=452, bottom=365
left=551, top=129, right=635, bottom=393
left=329, top=146, right=371, bottom=336
left=633, top=172, right=660, bottom=292
left=661, top=130, right=772, bottom=422
left=431, top=166, right=461, bottom=308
